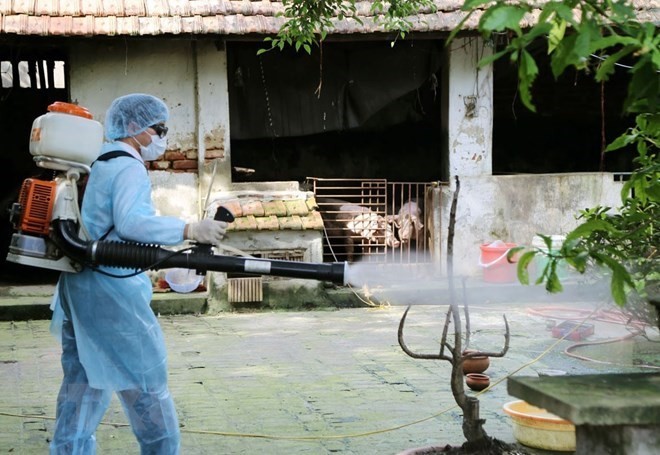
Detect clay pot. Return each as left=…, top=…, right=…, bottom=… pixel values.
left=461, top=349, right=490, bottom=375
left=465, top=373, right=490, bottom=391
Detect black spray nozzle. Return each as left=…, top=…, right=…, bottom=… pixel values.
left=214, top=206, right=235, bottom=223
left=51, top=219, right=346, bottom=285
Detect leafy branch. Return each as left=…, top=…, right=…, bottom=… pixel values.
left=259, top=0, right=436, bottom=54
left=464, top=0, right=658, bottom=114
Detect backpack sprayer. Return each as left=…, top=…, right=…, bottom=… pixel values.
left=6, top=102, right=347, bottom=285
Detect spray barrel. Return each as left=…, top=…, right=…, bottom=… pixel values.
left=51, top=220, right=347, bottom=285
left=29, top=102, right=103, bottom=168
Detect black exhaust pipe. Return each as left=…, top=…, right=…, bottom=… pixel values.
left=51, top=220, right=346, bottom=285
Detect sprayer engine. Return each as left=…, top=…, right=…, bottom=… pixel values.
left=6, top=103, right=347, bottom=285
left=8, top=175, right=85, bottom=273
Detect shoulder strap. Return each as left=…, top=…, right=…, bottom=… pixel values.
left=92, top=150, right=140, bottom=166
left=99, top=226, right=114, bottom=241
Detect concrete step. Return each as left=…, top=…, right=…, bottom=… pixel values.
left=0, top=284, right=207, bottom=321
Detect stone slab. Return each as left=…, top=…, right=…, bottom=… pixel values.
left=507, top=372, right=660, bottom=426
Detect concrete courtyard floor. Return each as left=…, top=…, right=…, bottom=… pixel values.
left=0, top=291, right=657, bottom=454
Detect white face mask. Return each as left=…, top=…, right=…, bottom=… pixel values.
left=134, top=134, right=167, bottom=161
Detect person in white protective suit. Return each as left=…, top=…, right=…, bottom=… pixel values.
left=49, top=93, right=227, bottom=454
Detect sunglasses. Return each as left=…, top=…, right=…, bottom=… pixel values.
left=150, top=123, right=168, bottom=138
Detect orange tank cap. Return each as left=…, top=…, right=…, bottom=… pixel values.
left=47, top=101, right=94, bottom=119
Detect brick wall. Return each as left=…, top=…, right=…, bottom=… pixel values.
left=147, top=149, right=225, bottom=173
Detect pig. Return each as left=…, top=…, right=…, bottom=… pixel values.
left=393, top=200, right=424, bottom=244
left=317, top=198, right=399, bottom=262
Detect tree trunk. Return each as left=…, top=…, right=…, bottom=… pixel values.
left=462, top=396, right=489, bottom=447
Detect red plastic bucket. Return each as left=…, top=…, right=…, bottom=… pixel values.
left=479, top=242, right=518, bottom=283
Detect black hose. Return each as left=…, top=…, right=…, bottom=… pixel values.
left=51, top=220, right=88, bottom=263
left=51, top=220, right=346, bottom=284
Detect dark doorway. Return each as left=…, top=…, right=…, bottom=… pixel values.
left=227, top=40, right=444, bottom=183
left=492, top=39, right=635, bottom=175
left=1, top=44, right=69, bottom=284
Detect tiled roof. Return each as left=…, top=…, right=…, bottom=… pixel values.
left=219, top=195, right=324, bottom=232
left=3, top=1, right=656, bottom=37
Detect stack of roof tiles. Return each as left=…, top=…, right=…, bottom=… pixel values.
left=219, top=196, right=324, bottom=232
left=4, top=1, right=654, bottom=37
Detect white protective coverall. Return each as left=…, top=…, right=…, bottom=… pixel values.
left=50, top=139, right=185, bottom=453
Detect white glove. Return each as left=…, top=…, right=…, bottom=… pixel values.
left=186, top=219, right=227, bottom=245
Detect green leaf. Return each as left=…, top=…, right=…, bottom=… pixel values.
left=548, top=20, right=566, bottom=54
left=478, top=49, right=510, bottom=68
left=545, top=268, right=564, bottom=293
left=592, top=253, right=635, bottom=306
left=534, top=263, right=548, bottom=285
left=462, top=0, right=493, bottom=11
left=508, top=246, right=526, bottom=261
left=479, top=5, right=527, bottom=33
left=590, top=35, right=639, bottom=53
left=550, top=33, right=576, bottom=77
left=565, top=219, right=618, bottom=242
left=605, top=130, right=637, bottom=152
left=652, top=47, right=660, bottom=69
left=595, top=45, right=636, bottom=82
left=568, top=251, right=589, bottom=273
left=554, top=3, right=576, bottom=23
left=517, top=250, right=537, bottom=285
left=624, top=59, right=660, bottom=113
left=535, top=233, right=553, bottom=251
left=550, top=28, right=593, bottom=77
left=521, top=22, right=553, bottom=45
left=610, top=0, right=635, bottom=21
left=518, top=50, right=539, bottom=112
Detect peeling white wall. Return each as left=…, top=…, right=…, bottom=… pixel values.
left=68, top=38, right=231, bottom=222
left=149, top=171, right=198, bottom=221
left=195, top=41, right=233, bottom=199
left=442, top=37, right=493, bottom=177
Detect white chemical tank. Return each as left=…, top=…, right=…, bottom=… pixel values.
left=29, top=102, right=103, bottom=166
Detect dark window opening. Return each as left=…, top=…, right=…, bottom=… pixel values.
left=227, top=40, right=444, bottom=183
left=492, top=39, right=635, bottom=175
left=1, top=45, right=69, bottom=285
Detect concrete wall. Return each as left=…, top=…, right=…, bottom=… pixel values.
left=441, top=173, right=624, bottom=276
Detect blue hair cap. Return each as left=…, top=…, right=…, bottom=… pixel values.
left=104, top=93, right=169, bottom=141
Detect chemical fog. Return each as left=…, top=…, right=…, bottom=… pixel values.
left=347, top=254, right=657, bottom=331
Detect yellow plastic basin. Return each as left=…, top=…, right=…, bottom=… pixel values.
left=503, top=400, right=576, bottom=452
